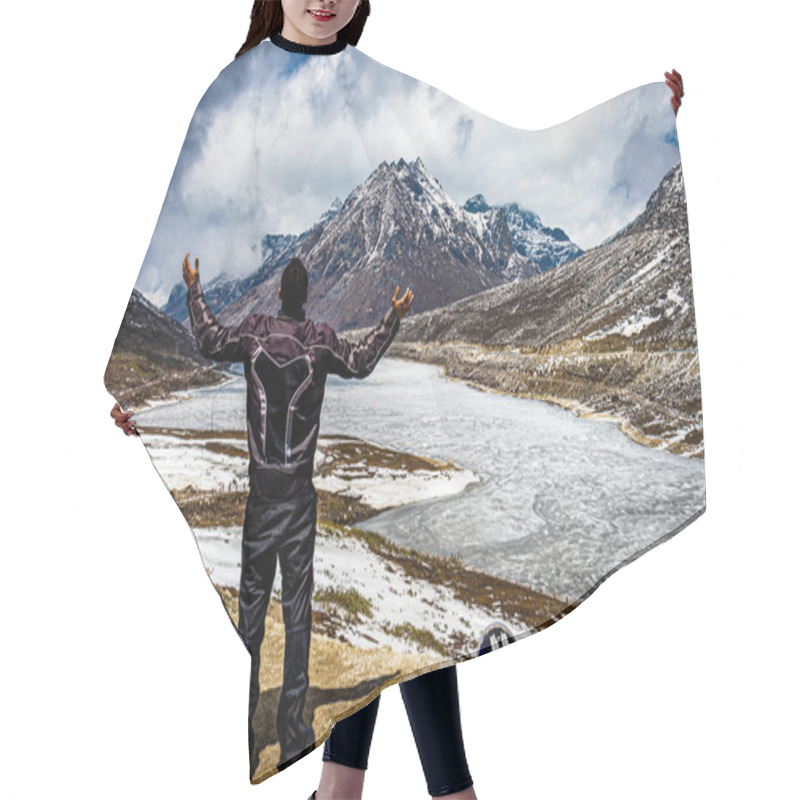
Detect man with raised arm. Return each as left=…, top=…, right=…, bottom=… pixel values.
left=183, top=251, right=413, bottom=775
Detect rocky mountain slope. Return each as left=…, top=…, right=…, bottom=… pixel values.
left=163, top=156, right=582, bottom=330
left=103, top=289, right=229, bottom=409
left=369, top=161, right=703, bottom=457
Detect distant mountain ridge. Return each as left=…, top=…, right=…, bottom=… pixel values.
left=391, top=160, right=694, bottom=350
left=161, top=156, right=583, bottom=329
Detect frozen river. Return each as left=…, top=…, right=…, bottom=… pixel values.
left=135, top=357, right=706, bottom=600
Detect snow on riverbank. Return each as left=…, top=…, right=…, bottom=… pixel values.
left=139, top=429, right=477, bottom=505
left=139, top=425, right=541, bottom=657
left=200, top=519, right=525, bottom=657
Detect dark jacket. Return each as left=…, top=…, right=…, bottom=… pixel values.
left=186, top=281, right=401, bottom=499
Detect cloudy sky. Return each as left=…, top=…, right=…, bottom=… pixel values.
left=136, top=40, right=679, bottom=307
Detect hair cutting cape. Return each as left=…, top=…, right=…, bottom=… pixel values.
left=104, top=36, right=706, bottom=784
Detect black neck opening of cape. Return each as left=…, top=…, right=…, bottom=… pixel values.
left=270, top=31, right=348, bottom=55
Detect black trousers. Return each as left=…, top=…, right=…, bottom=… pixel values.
left=323, top=664, right=474, bottom=797
left=237, top=481, right=318, bottom=777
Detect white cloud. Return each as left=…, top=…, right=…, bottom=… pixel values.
left=135, top=42, right=679, bottom=307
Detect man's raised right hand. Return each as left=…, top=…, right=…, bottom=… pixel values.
left=391, top=285, right=413, bottom=320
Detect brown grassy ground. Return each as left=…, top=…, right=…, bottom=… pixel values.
left=105, top=357, right=230, bottom=410
left=215, top=581, right=569, bottom=785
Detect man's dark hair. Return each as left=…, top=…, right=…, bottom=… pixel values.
left=281, top=257, right=308, bottom=316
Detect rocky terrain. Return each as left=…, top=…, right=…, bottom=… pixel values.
left=103, top=289, right=230, bottom=409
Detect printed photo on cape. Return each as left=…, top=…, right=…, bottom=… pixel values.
left=104, top=37, right=705, bottom=783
